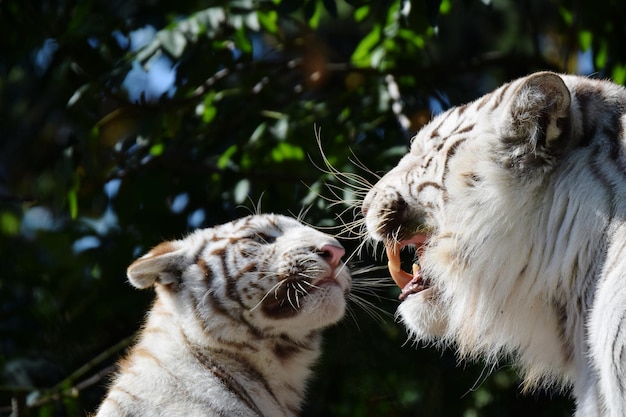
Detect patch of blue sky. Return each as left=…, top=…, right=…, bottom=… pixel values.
left=104, top=178, right=122, bottom=199
left=123, top=56, right=178, bottom=102
left=170, top=193, right=189, bottom=214
left=577, top=48, right=595, bottom=75
left=428, top=95, right=445, bottom=115
left=72, top=235, right=101, bottom=254
left=33, top=39, right=59, bottom=75
left=118, top=25, right=178, bottom=102
left=188, top=208, right=206, bottom=228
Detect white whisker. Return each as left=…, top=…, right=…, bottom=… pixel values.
left=248, top=279, right=287, bottom=312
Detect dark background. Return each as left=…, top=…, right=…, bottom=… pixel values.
left=2, top=0, right=625, bottom=415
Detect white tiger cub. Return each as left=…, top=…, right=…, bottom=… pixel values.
left=362, top=72, right=626, bottom=416
left=94, top=214, right=351, bottom=417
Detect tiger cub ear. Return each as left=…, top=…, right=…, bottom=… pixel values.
left=505, top=71, right=571, bottom=148
left=127, top=241, right=184, bottom=289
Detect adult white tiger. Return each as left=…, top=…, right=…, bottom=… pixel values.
left=94, top=214, right=351, bottom=417
left=362, top=72, right=626, bottom=416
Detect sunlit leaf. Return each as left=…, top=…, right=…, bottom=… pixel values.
left=440, top=0, right=452, bottom=14
left=595, top=41, right=608, bottom=70
left=232, top=28, right=253, bottom=54
left=149, top=143, right=164, bottom=156
left=351, top=24, right=381, bottom=67
left=67, top=84, right=90, bottom=108
left=257, top=10, right=279, bottom=33
left=249, top=122, right=267, bottom=145
left=68, top=174, right=80, bottom=220
left=271, top=117, right=289, bottom=140
left=234, top=179, right=251, bottom=203
left=354, top=5, right=370, bottom=22
left=217, top=144, right=238, bottom=169
left=244, top=11, right=260, bottom=31
left=613, top=65, right=626, bottom=85
left=559, top=6, right=573, bottom=25
left=156, top=30, right=187, bottom=58
left=271, top=142, right=305, bottom=162
left=398, top=28, right=425, bottom=49
left=579, top=30, right=592, bottom=52
left=0, top=212, right=20, bottom=235
left=305, top=0, right=322, bottom=29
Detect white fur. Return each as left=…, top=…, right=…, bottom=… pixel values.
left=94, top=214, right=351, bottom=417
left=363, top=72, right=626, bottom=416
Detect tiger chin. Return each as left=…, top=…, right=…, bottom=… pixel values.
left=93, top=214, right=351, bottom=417
left=362, top=72, right=626, bottom=416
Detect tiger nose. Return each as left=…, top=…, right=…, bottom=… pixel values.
left=317, top=244, right=345, bottom=268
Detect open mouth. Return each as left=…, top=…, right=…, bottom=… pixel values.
left=385, top=234, right=432, bottom=301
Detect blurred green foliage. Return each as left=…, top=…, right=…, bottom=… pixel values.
left=1, top=0, right=625, bottom=415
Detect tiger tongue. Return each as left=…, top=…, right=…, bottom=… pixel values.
left=399, top=265, right=424, bottom=301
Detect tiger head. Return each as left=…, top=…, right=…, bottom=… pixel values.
left=362, top=71, right=622, bottom=374
left=125, top=214, right=351, bottom=343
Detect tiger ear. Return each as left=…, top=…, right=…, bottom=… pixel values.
left=127, top=241, right=184, bottom=289
left=505, top=72, right=571, bottom=148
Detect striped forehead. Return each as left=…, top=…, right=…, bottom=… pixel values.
left=411, top=80, right=519, bottom=172
left=211, top=214, right=301, bottom=238
left=413, top=109, right=476, bottom=175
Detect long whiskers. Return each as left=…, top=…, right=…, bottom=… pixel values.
left=249, top=279, right=289, bottom=312
left=308, top=126, right=380, bottom=241
left=342, top=260, right=399, bottom=329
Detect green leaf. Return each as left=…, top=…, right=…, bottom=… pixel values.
left=249, top=122, right=267, bottom=145
left=257, top=10, right=279, bottom=33
left=305, top=0, right=322, bottom=29
left=354, top=5, right=370, bottom=22
left=156, top=29, right=187, bottom=58
left=68, top=173, right=80, bottom=219
left=202, top=91, right=218, bottom=123
left=595, top=41, right=608, bottom=70
left=232, top=27, right=253, bottom=53
left=244, top=11, right=260, bottom=31
left=351, top=24, right=382, bottom=67
left=579, top=30, right=592, bottom=52
left=398, top=28, right=425, bottom=49
left=559, top=6, right=573, bottom=25
left=612, top=65, right=626, bottom=85
left=217, top=145, right=238, bottom=169
left=440, top=0, right=452, bottom=14
left=234, top=179, right=250, bottom=203
left=0, top=212, right=20, bottom=235
left=150, top=143, right=164, bottom=156
left=271, top=142, right=305, bottom=162
left=195, top=7, right=227, bottom=33
left=271, top=117, right=289, bottom=140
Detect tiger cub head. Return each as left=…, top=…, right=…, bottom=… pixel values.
left=126, top=214, right=351, bottom=342
left=361, top=72, right=622, bottom=361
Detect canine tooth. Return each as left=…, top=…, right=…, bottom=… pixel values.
left=385, top=243, right=413, bottom=289
left=388, top=261, right=413, bottom=289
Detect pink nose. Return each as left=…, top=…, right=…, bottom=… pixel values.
left=317, top=244, right=345, bottom=267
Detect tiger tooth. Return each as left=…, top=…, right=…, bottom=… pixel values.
left=385, top=243, right=413, bottom=289
left=388, top=261, right=413, bottom=289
